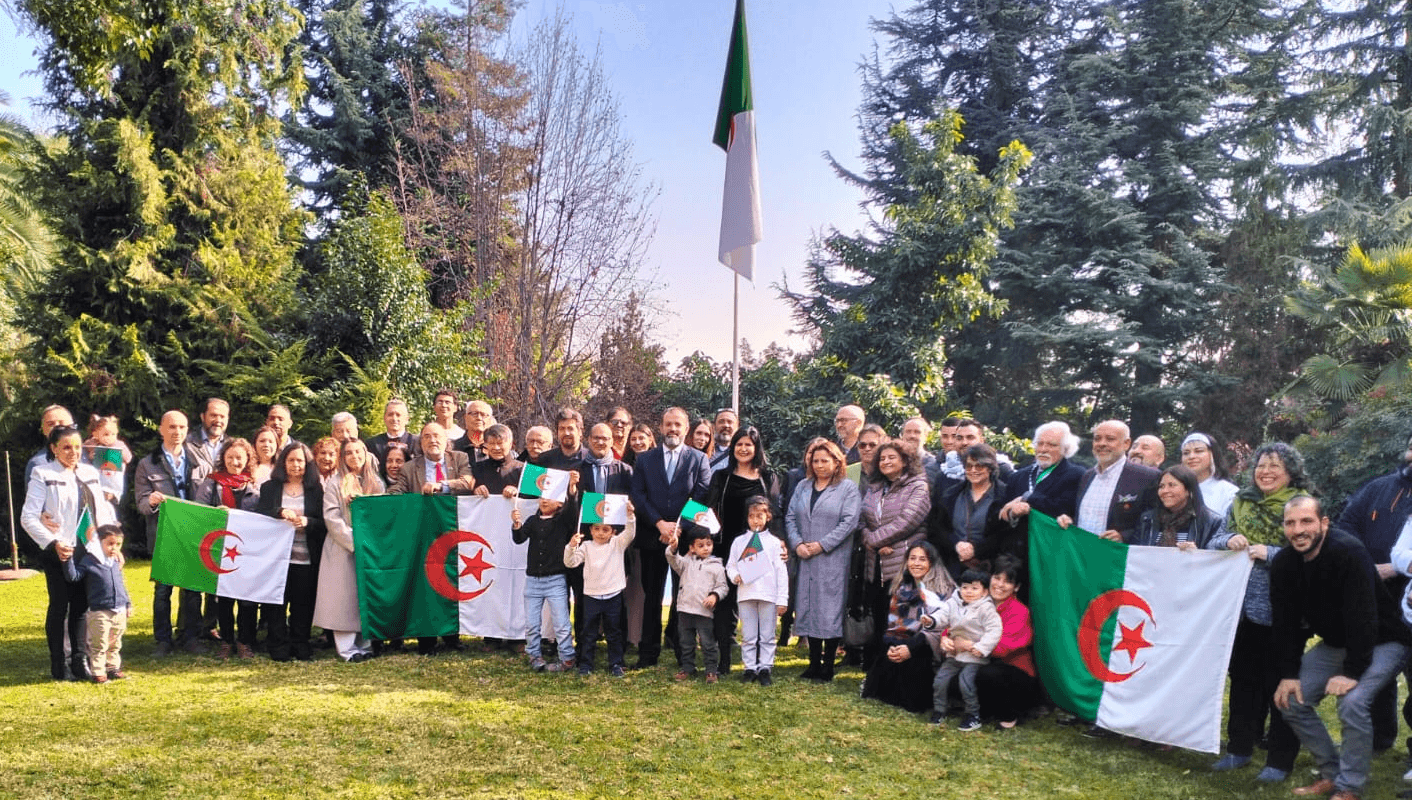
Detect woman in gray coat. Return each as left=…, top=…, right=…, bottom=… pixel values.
left=787, top=438, right=861, bottom=681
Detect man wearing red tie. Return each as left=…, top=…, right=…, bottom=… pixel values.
left=390, top=423, right=474, bottom=496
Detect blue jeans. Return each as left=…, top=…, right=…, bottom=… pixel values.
left=524, top=575, right=574, bottom=661
left=933, top=658, right=982, bottom=717
left=152, top=582, right=202, bottom=644
left=1281, top=640, right=1408, bottom=793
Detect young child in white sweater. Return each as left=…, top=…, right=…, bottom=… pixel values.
left=563, top=506, right=636, bottom=677
left=725, top=496, right=789, bottom=686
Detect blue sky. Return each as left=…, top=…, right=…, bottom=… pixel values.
left=1, top=0, right=900, bottom=365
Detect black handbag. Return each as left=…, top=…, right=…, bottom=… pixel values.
left=842, top=550, right=879, bottom=647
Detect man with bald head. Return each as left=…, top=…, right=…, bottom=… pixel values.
left=1128, top=434, right=1167, bottom=468
left=900, top=416, right=940, bottom=482
left=135, top=409, right=211, bottom=655
left=834, top=404, right=865, bottom=465
left=1057, top=420, right=1159, bottom=543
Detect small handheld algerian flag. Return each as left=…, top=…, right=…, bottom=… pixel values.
left=1029, top=511, right=1251, bottom=753
left=679, top=499, right=721, bottom=534
left=580, top=492, right=629, bottom=526
left=151, top=499, right=296, bottom=604
left=739, top=531, right=763, bottom=558
left=713, top=0, right=761, bottom=279
left=91, top=445, right=125, bottom=498
left=73, top=508, right=102, bottom=562
left=517, top=464, right=571, bottom=502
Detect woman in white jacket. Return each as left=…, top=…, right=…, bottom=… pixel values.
left=21, top=424, right=116, bottom=680
left=315, top=439, right=384, bottom=662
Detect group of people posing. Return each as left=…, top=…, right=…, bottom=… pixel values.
left=19, top=394, right=1412, bottom=800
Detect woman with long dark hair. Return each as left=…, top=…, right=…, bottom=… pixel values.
left=859, top=542, right=953, bottom=711
left=703, top=426, right=781, bottom=674
left=21, top=424, right=116, bottom=680
left=1133, top=464, right=1226, bottom=549
left=257, top=442, right=326, bottom=662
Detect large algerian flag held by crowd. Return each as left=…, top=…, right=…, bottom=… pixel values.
left=713, top=0, right=761, bottom=279
left=1029, top=511, right=1251, bottom=753
left=352, top=494, right=527, bottom=641
left=150, top=499, right=296, bottom=604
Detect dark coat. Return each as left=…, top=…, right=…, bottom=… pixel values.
left=256, top=478, right=327, bottom=572
left=934, top=479, right=1018, bottom=577
left=576, top=458, right=634, bottom=496
left=629, top=446, right=712, bottom=551
left=1075, top=460, right=1161, bottom=542
left=1132, top=505, right=1226, bottom=549
left=1002, top=457, right=1086, bottom=522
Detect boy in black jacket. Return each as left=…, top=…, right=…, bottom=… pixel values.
left=511, top=497, right=577, bottom=672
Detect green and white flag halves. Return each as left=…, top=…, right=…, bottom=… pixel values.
left=1028, top=512, right=1251, bottom=753
left=713, top=0, right=761, bottom=279
left=150, top=499, right=296, bottom=604
left=352, top=494, right=527, bottom=641
left=580, top=492, right=629, bottom=526
left=517, top=463, right=571, bottom=502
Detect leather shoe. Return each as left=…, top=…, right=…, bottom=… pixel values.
left=1329, top=791, right=1360, bottom=800
left=1292, top=778, right=1335, bottom=796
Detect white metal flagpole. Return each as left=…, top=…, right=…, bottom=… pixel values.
left=731, top=271, right=740, bottom=413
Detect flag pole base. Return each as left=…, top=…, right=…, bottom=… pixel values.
left=0, top=568, right=39, bottom=581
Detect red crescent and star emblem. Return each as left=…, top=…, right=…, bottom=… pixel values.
left=198, top=529, right=243, bottom=575
left=595, top=499, right=608, bottom=519
left=425, top=530, right=496, bottom=602
left=535, top=473, right=551, bottom=491
left=1077, top=589, right=1155, bottom=683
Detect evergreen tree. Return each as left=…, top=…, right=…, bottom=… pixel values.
left=787, top=109, right=1030, bottom=408
left=17, top=0, right=307, bottom=427
left=284, top=0, right=416, bottom=215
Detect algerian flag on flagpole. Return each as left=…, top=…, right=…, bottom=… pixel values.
left=679, top=499, right=721, bottom=534
left=150, top=499, right=296, bottom=604
left=580, top=492, right=629, bottom=526
left=352, top=494, right=527, bottom=641
left=1028, top=511, right=1251, bottom=752
left=517, top=463, right=571, bottom=502
left=713, top=0, right=761, bottom=280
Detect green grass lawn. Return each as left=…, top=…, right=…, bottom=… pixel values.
left=0, top=561, right=1406, bottom=799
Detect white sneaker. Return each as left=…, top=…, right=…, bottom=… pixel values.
left=1402, top=765, right=1412, bottom=781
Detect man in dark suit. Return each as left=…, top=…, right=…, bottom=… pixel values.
left=1058, top=419, right=1160, bottom=542
left=451, top=400, right=495, bottom=464
left=629, top=407, right=712, bottom=669
left=537, top=408, right=593, bottom=471
left=366, top=398, right=421, bottom=483
left=999, top=421, right=1087, bottom=524
left=135, top=409, right=210, bottom=655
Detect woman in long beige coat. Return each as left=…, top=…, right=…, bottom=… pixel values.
left=316, top=438, right=384, bottom=662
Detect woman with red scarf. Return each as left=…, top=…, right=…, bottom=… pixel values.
left=194, top=438, right=261, bottom=659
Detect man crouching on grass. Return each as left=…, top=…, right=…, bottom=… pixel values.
left=1269, top=496, right=1409, bottom=800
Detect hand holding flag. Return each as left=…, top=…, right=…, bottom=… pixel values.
left=679, top=499, right=721, bottom=535
left=517, top=464, right=571, bottom=502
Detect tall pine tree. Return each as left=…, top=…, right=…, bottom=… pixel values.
left=17, top=0, right=307, bottom=426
